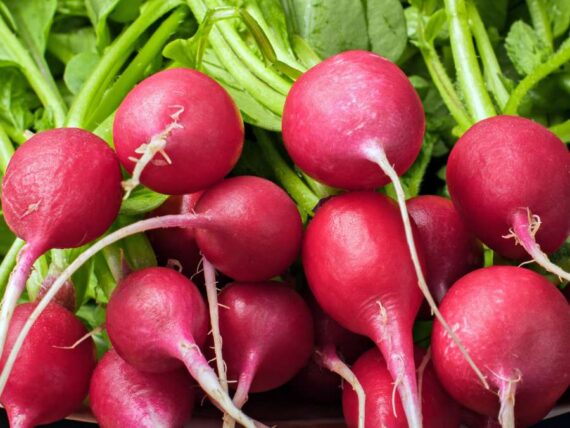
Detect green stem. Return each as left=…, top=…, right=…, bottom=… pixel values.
left=85, top=7, right=188, bottom=130
left=468, top=3, right=510, bottom=109
left=0, top=17, right=67, bottom=127
left=203, top=0, right=292, bottom=95
left=419, top=45, right=472, bottom=131
left=253, top=128, right=319, bottom=215
left=504, top=42, right=570, bottom=114
left=0, top=239, right=25, bottom=297
left=550, top=119, right=570, bottom=142
left=526, top=0, right=553, bottom=51
left=186, top=0, right=286, bottom=115
left=66, top=0, right=180, bottom=128
left=444, top=0, right=496, bottom=120
left=0, top=125, right=14, bottom=173
left=0, top=122, right=25, bottom=145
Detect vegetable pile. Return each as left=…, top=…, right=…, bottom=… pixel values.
left=0, top=0, right=569, bottom=427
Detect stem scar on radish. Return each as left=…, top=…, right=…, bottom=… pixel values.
left=114, top=68, right=244, bottom=197
left=0, top=128, right=122, bottom=361
left=447, top=115, right=570, bottom=281
left=0, top=176, right=302, bottom=398
left=281, top=50, right=485, bottom=394
left=104, top=267, right=259, bottom=427
left=431, top=266, right=570, bottom=428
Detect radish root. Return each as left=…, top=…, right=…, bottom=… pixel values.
left=317, top=345, right=366, bottom=428
left=497, top=372, right=521, bottom=428
left=122, top=105, right=184, bottom=199
left=508, top=208, right=570, bottom=283
left=224, top=360, right=257, bottom=428
left=363, top=142, right=489, bottom=390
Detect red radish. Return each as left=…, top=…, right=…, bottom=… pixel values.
left=447, top=115, right=570, bottom=280
left=343, top=348, right=461, bottom=428
left=0, top=128, right=122, bottom=357
left=104, top=267, right=257, bottom=427
left=216, top=282, right=313, bottom=412
left=0, top=176, right=302, bottom=398
left=432, top=266, right=570, bottom=427
left=114, top=68, right=244, bottom=197
left=282, top=50, right=477, bottom=389
left=303, top=191, right=424, bottom=427
left=0, top=302, right=95, bottom=428
left=147, top=192, right=203, bottom=278
left=90, top=349, right=195, bottom=428
left=408, top=195, right=483, bottom=303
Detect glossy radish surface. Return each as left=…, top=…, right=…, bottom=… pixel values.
left=90, top=349, right=195, bottom=428
left=303, top=191, right=424, bottom=427
left=114, top=68, right=244, bottom=195
left=282, top=50, right=424, bottom=190
left=343, top=348, right=461, bottom=428
left=408, top=195, right=483, bottom=303
left=432, top=266, right=570, bottom=427
left=0, top=303, right=95, bottom=428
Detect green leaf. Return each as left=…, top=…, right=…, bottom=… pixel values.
left=547, top=0, right=570, bottom=38
left=47, top=28, right=97, bottom=64
left=56, top=0, right=88, bottom=16
left=85, top=0, right=121, bottom=51
left=63, top=51, right=100, bottom=94
left=402, top=134, right=435, bottom=197
left=365, top=0, right=408, bottom=61
left=472, top=0, right=508, bottom=30
left=120, top=186, right=169, bottom=216
left=505, top=21, right=550, bottom=76
left=110, top=0, right=143, bottom=23
left=0, top=212, right=15, bottom=256
left=0, top=68, right=39, bottom=132
left=423, top=9, right=447, bottom=44
left=4, top=0, right=57, bottom=55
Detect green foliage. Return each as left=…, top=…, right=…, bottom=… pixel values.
left=506, top=21, right=551, bottom=76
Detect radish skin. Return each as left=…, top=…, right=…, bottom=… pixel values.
left=432, top=266, right=570, bottom=427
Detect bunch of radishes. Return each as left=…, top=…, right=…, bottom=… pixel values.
left=0, top=49, right=569, bottom=428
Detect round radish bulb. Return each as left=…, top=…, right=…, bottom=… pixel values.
left=447, top=116, right=570, bottom=278
left=194, top=176, right=302, bottom=282
left=147, top=192, right=203, bottom=278
left=114, top=68, right=244, bottom=196
left=303, top=191, right=424, bottom=427
left=432, top=266, right=570, bottom=427
left=217, top=282, right=313, bottom=406
left=408, top=195, right=483, bottom=304
left=343, top=348, right=461, bottom=428
left=282, top=50, right=424, bottom=190
left=90, top=349, right=195, bottom=428
left=0, top=127, right=122, bottom=359
left=105, top=267, right=257, bottom=428
left=0, top=303, right=95, bottom=428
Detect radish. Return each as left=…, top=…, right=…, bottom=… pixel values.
left=282, top=50, right=479, bottom=395
left=216, top=281, right=313, bottom=418
left=431, top=266, right=570, bottom=427
left=0, top=176, right=302, bottom=400
left=408, top=195, right=483, bottom=303
left=303, top=191, right=425, bottom=427
left=105, top=267, right=259, bottom=427
left=114, top=68, right=244, bottom=197
left=147, top=192, right=203, bottom=278
left=343, top=348, right=461, bottom=428
left=90, top=349, right=195, bottom=428
left=447, top=115, right=570, bottom=280
left=0, top=128, right=122, bottom=358
left=0, top=302, right=95, bottom=428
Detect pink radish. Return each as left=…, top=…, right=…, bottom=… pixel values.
left=282, top=50, right=479, bottom=399
left=114, top=68, right=244, bottom=197
left=447, top=115, right=570, bottom=280
left=0, top=128, right=122, bottom=357
left=105, top=267, right=258, bottom=427
left=343, top=348, right=461, bottom=428
left=147, top=192, right=203, bottom=278
left=0, top=176, right=302, bottom=400
left=303, top=191, right=425, bottom=427
left=432, top=266, right=570, bottom=427
left=408, top=195, right=483, bottom=303
left=90, top=349, right=195, bottom=428
left=0, top=302, right=95, bottom=428
left=216, top=282, right=313, bottom=411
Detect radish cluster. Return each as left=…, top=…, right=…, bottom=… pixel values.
left=2, top=48, right=570, bottom=428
